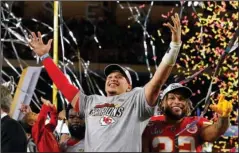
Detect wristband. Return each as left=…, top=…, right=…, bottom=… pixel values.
left=40, top=53, right=50, bottom=61
left=161, top=41, right=182, bottom=66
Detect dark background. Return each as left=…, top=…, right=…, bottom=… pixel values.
left=1, top=1, right=238, bottom=151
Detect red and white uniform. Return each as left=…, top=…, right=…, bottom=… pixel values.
left=143, top=115, right=212, bottom=152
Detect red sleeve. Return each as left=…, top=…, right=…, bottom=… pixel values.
left=32, top=104, right=51, bottom=144
left=45, top=106, right=58, bottom=132
left=142, top=124, right=153, bottom=152
left=42, top=57, right=80, bottom=111
left=143, top=117, right=156, bottom=140
left=198, top=117, right=211, bottom=127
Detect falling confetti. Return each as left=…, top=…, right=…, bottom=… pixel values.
left=0, top=1, right=238, bottom=152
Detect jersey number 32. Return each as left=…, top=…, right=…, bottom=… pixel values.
left=152, top=136, right=196, bottom=152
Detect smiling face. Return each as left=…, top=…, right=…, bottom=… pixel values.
left=105, top=71, right=132, bottom=96
left=161, top=90, right=190, bottom=120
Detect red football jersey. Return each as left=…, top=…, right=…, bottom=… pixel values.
left=143, top=115, right=212, bottom=152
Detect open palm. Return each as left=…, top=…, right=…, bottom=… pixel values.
left=41, top=97, right=54, bottom=108
left=163, top=13, right=181, bottom=43
left=28, top=31, right=53, bottom=56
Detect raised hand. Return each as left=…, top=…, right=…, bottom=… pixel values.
left=163, top=13, right=181, bottom=43
left=41, top=97, right=54, bottom=108
left=58, top=110, right=66, bottom=120
left=28, top=31, right=53, bottom=56
left=210, top=94, right=233, bottom=117
left=19, top=103, right=32, bottom=114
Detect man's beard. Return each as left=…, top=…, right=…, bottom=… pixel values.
left=68, top=124, right=85, bottom=140
left=164, top=107, right=186, bottom=120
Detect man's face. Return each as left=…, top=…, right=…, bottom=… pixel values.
left=164, top=91, right=187, bottom=120
left=68, top=109, right=85, bottom=140
left=105, top=71, right=131, bottom=96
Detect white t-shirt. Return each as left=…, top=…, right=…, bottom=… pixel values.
left=79, top=87, right=154, bottom=152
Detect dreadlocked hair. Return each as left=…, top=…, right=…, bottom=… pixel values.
left=158, top=94, right=194, bottom=116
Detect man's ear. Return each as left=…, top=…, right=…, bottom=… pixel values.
left=126, top=85, right=132, bottom=92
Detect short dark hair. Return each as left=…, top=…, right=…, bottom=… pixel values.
left=65, top=103, right=73, bottom=120
left=65, top=103, right=84, bottom=120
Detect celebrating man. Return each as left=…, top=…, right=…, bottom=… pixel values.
left=28, top=13, right=182, bottom=152
left=142, top=83, right=232, bottom=152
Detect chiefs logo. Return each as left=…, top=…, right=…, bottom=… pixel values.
left=186, top=123, right=198, bottom=134
left=100, top=115, right=116, bottom=126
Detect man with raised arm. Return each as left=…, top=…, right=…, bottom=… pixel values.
left=28, top=13, right=182, bottom=152
left=142, top=83, right=232, bottom=152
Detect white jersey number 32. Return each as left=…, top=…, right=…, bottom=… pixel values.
left=152, top=136, right=196, bottom=152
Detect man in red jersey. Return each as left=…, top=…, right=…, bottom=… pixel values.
left=142, top=83, right=232, bottom=152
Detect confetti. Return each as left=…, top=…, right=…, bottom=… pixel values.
left=173, top=2, right=238, bottom=150
left=1, top=1, right=238, bottom=152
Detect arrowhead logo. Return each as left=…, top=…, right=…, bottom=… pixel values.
left=100, top=115, right=116, bottom=126
left=186, top=124, right=198, bottom=134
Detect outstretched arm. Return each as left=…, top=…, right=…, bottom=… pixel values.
left=200, top=94, right=232, bottom=142
left=41, top=98, right=58, bottom=132
left=145, top=13, right=182, bottom=106
left=32, top=103, right=51, bottom=144
left=28, top=32, right=79, bottom=111
left=42, top=58, right=79, bottom=111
